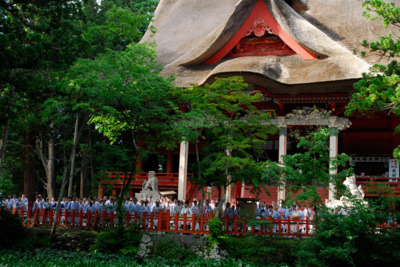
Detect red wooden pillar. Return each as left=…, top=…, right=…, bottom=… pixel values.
left=98, top=185, right=105, bottom=199
left=235, top=181, right=241, bottom=198
left=134, top=211, right=138, bottom=226
left=174, top=213, right=179, bottom=233
left=149, top=212, right=154, bottom=229
left=79, top=210, right=83, bottom=227
left=129, top=191, right=134, bottom=198
left=125, top=212, right=130, bottom=227
left=157, top=210, right=162, bottom=232
left=93, top=211, right=98, bottom=228
left=136, top=139, right=143, bottom=171
left=87, top=210, right=91, bottom=227
left=112, top=189, right=117, bottom=197
left=110, top=212, right=115, bottom=228
left=136, top=161, right=143, bottom=172
left=166, top=153, right=174, bottom=173
left=19, top=207, right=24, bottom=220
left=33, top=210, right=39, bottom=226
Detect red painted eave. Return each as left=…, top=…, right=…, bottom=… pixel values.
left=203, top=0, right=317, bottom=65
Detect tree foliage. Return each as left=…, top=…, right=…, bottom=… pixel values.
left=0, top=0, right=161, bottom=198
left=262, top=127, right=352, bottom=207
left=71, top=42, right=175, bottom=145
left=296, top=199, right=400, bottom=267
left=172, top=77, right=277, bottom=204
left=346, top=0, right=400, bottom=159
left=82, top=0, right=159, bottom=55
left=68, top=42, right=175, bottom=229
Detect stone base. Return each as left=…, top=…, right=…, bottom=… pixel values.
left=135, top=190, right=161, bottom=201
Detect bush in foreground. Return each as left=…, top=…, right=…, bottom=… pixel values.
left=91, top=229, right=142, bottom=255
left=0, top=206, right=25, bottom=248
left=0, top=249, right=253, bottom=267
left=295, top=202, right=400, bottom=267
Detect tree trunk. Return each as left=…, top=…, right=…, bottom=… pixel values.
left=80, top=149, right=88, bottom=198
left=0, top=118, right=11, bottom=176
left=195, top=136, right=205, bottom=208
left=115, top=128, right=139, bottom=231
left=215, top=147, right=231, bottom=218
left=24, top=131, right=37, bottom=201
left=215, top=186, right=226, bottom=218
left=89, top=126, right=95, bottom=195
left=47, top=134, right=56, bottom=199
left=80, top=121, right=90, bottom=198
left=0, top=84, right=15, bottom=176
left=39, top=122, right=56, bottom=199
left=51, top=113, right=82, bottom=237
left=67, top=114, right=79, bottom=197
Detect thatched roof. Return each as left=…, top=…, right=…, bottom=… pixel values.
left=142, top=0, right=400, bottom=92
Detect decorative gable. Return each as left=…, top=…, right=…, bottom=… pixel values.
left=203, top=0, right=317, bottom=65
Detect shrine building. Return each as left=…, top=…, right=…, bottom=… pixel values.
left=99, top=0, right=400, bottom=204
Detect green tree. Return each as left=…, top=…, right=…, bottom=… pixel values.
left=262, top=127, right=353, bottom=207
left=0, top=0, right=160, bottom=199
left=172, top=77, right=277, bottom=214
left=0, top=0, right=90, bottom=199
left=67, top=42, right=175, bottom=230
left=346, top=0, right=400, bottom=159
left=82, top=0, right=159, bottom=56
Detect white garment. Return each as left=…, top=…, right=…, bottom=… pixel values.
left=179, top=206, right=193, bottom=229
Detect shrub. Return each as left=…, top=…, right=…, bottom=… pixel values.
left=92, top=230, right=122, bottom=253
left=295, top=201, right=400, bottom=267
left=209, top=217, right=223, bottom=238
left=0, top=205, right=25, bottom=248
left=0, top=249, right=254, bottom=266
left=15, top=229, right=52, bottom=250
left=91, top=229, right=142, bottom=254
left=222, top=235, right=298, bottom=266
left=151, top=239, right=197, bottom=261
left=120, top=230, right=142, bottom=255
left=0, top=248, right=138, bottom=266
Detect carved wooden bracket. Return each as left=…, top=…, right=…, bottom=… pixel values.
left=246, top=19, right=274, bottom=37
left=273, top=107, right=352, bottom=130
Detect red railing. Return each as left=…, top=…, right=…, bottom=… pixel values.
left=8, top=207, right=315, bottom=237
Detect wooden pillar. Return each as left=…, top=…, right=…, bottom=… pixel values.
left=207, top=186, right=212, bottom=200
left=225, top=147, right=232, bottom=204
left=136, top=139, right=143, bottom=171
left=178, top=141, right=189, bottom=200
left=166, top=153, right=174, bottom=173
left=225, top=183, right=232, bottom=204
left=98, top=185, right=105, bottom=199
left=329, top=128, right=338, bottom=201
left=277, top=126, right=287, bottom=204
left=112, top=189, right=117, bottom=197
left=136, top=161, right=143, bottom=171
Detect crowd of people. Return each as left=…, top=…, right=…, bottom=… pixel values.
left=2, top=193, right=314, bottom=219
left=2, top=194, right=217, bottom=218
left=2, top=193, right=320, bottom=233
